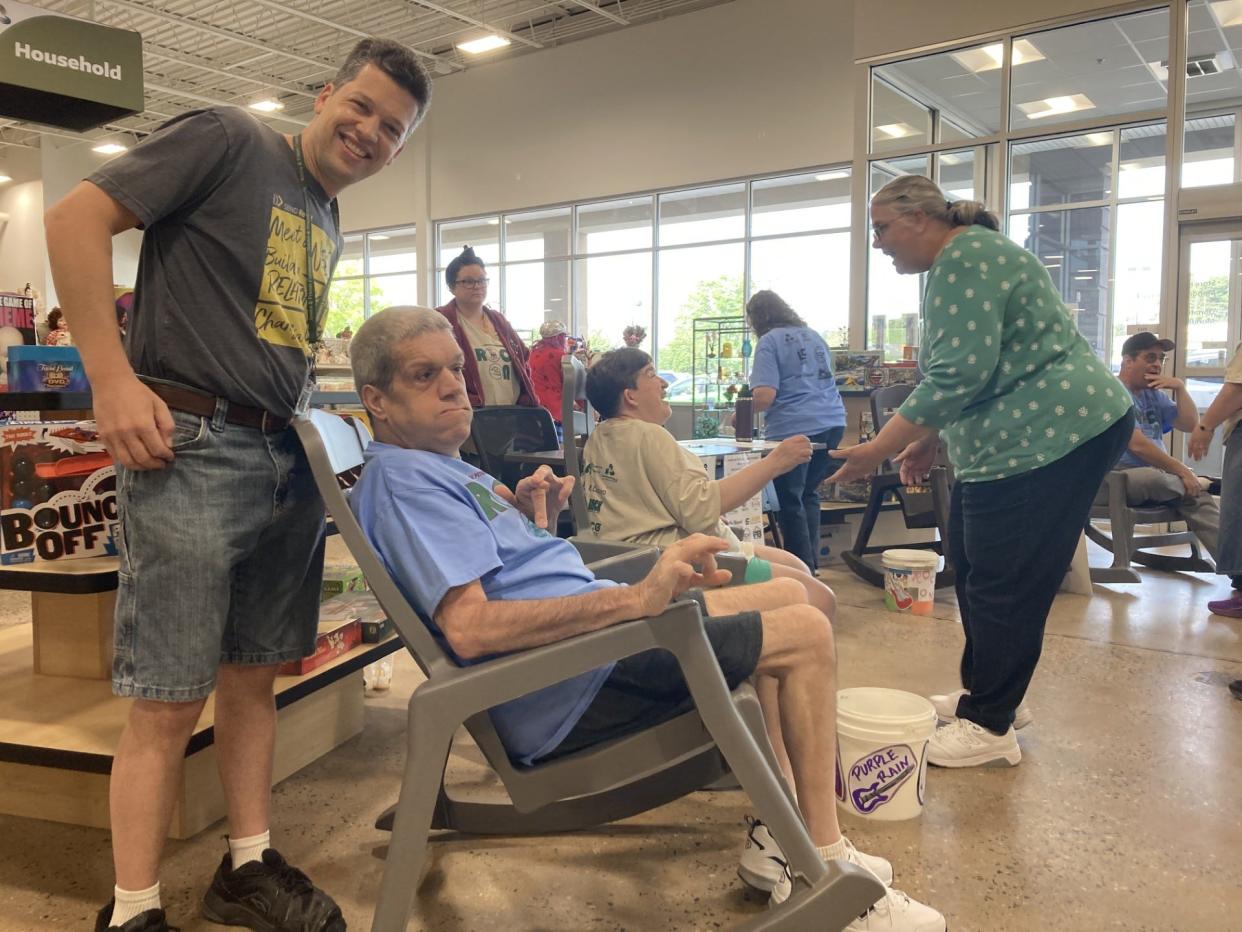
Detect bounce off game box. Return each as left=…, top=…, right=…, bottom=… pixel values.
left=0, top=421, right=117, bottom=565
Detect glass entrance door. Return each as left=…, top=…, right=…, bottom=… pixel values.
left=1175, top=223, right=1242, bottom=473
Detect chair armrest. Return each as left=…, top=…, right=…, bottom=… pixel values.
left=418, top=600, right=711, bottom=715
left=569, top=537, right=648, bottom=564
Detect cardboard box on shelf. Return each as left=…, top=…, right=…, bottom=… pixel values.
left=278, top=615, right=362, bottom=676
left=0, top=421, right=117, bottom=565
left=319, top=590, right=391, bottom=643
left=6, top=346, right=89, bottom=392
left=321, top=565, right=367, bottom=600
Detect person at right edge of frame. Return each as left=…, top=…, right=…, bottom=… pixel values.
left=829, top=175, right=1135, bottom=769
left=43, top=40, right=431, bottom=932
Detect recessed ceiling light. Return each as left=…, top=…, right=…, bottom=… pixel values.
left=950, top=39, right=1045, bottom=73
left=486, top=218, right=500, bottom=225
left=1084, top=132, right=1113, bottom=146
left=457, top=34, right=510, bottom=54
left=369, top=233, right=389, bottom=240
left=1209, top=0, right=1242, bottom=28
left=249, top=99, right=284, bottom=113
left=814, top=170, right=849, bottom=181
left=92, top=142, right=128, bottom=154
left=0, top=172, right=11, bottom=184
left=1018, top=93, right=1095, bottom=120
left=875, top=123, right=919, bottom=139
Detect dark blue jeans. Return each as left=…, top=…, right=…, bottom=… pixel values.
left=949, top=412, right=1134, bottom=734
left=771, top=426, right=844, bottom=571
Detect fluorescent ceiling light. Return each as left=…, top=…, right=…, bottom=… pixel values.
left=939, top=153, right=964, bottom=165
left=369, top=233, right=389, bottom=240
left=1078, top=268, right=1098, bottom=273
left=1018, top=93, right=1095, bottom=120
left=457, top=34, right=510, bottom=54
left=950, top=39, right=1045, bottom=73
left=1074, top=274, right=1093, bottom=280
left=1209, top=0, right=1242, bottom=28
left=814, top=170, right=849, bottom=181
left=249, top=98, right=284, bottom=113
left=875, top=122, right=919, bottom=139
left=1044, top=263, right=1062, bottom=268
left=0, top=170, right=11, bottom=184
left=1044, top=254, right=1063, bottom=260
left=1083, top=132, right=1113, bottom=147
left=92, top=142, right=128, bottom=154
left=486, top=218, right=500, bottom=225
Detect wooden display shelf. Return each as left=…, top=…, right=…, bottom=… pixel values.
left=0, top=623, right=401, bottom=838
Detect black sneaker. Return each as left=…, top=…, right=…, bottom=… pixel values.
left=94, top=901, right=177, bottom=932
left=201, top=849, right=345, bottom=932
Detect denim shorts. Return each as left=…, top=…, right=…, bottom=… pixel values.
left=112, top=404, right=326, bottom=701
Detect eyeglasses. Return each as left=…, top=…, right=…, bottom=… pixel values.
left=872, top=219, right=895, bottom=240
left=455, top=277, right=489, bottom=288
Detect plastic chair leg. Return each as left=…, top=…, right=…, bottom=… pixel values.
left=371, top=698, right=457, bottom=932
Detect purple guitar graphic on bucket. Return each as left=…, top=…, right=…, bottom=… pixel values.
left=847, top=743, right=917, bottom=815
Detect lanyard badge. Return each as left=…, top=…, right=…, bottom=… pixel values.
left=291, top=134, right=340, bottom=373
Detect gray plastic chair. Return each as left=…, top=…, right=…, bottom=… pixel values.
left=1086, top=470, right=1215, bottom=583
left=294, top=410, right=884, bottom=932
left=561, top=354, right=593, bottom=533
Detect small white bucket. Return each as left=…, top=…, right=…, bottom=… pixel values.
left=835, top=688, right=936, bottom=821
left=881, top=549, right=940, bottom=616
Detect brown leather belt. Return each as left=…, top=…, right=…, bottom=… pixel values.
left=146, top=382, right=291, bottom=434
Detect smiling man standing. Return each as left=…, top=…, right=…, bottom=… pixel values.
left=44, top=39, right=431, bottom=932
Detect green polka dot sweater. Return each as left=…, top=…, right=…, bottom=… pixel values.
left=897, top=226, right=1132, bottom=483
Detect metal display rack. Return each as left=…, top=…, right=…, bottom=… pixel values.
left=689, top=315, right=753, bottom=439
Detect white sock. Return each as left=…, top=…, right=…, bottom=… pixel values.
left=109, top=882, right=161, bottom=927
left=818, top=837, right=849, bottom=861
left=228, top=829, right=271, bottom=869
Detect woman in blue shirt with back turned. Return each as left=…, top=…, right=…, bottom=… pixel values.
left=746, top=290, right=847, bottom=570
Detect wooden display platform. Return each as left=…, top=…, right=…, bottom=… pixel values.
left=0, top=623, right=401, bottom=838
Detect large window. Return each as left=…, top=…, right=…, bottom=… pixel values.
left=434, top=168, right=853, bottom=373
left=864, top=6, right=1175, bottom=363
left=325, top=226, right=417, bottom=338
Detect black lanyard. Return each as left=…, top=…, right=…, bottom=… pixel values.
left=292, top=134, right=339, bottom=357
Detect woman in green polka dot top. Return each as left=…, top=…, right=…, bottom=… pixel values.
left=832, top=175, right=1135, bottom=770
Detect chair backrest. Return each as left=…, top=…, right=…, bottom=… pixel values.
left=561, top=354, right=594, bottom=438
left=560, top=355, right=593, bottom=532
left=469, top=404, right=561, bottom=489
left=294, top=410, right=459, bottom=680
left=869, top=384, right=915, bottom=434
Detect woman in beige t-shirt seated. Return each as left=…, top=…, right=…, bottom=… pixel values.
left=582, top=347, right=836, bottom=617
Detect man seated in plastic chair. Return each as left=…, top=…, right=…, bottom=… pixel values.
left=1115, top=331, right=1223, bottom=566
left=580, top=347, right=837, bottom=619
left=346, top=307, right=944, bottom=932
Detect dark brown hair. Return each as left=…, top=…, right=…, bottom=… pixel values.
left=745, top=290, right=806, bottom=337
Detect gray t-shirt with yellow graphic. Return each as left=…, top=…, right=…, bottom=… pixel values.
left=89, top=107, right=340, bottom=417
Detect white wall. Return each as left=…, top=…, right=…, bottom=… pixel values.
left=854, top=0, right=1124, bottom=61
left=38, top=140, right=144, bottom=305
left=0, top=146, right=45, bottom=298
left=423, top=0, right=856, bottom=220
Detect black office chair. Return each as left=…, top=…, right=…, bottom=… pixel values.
left=468, top=404, right=561, bottom=492
left=840, top=384, right=955, bottom=589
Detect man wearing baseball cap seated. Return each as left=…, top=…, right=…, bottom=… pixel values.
left=1113, top=331, right=1223, bottom=566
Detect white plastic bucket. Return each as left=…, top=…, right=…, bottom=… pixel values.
left=835, top=688, right=936, bottom=821
left=881, top=549, right=940, bottom=616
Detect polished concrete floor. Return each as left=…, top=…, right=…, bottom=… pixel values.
left=1, top=541, right=1240, bottom=931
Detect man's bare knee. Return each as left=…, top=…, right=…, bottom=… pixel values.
left=128, top=697, right=207, bottom=747
left=756, top=604, right=835, bottom=675
left=770, top=575, right=807, bottom=606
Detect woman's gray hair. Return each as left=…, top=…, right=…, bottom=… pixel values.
left=350, top=306, right=451, bottom=392
left=872, top=175, right=1000, bottom=232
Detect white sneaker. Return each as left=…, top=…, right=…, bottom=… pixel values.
left=845, top=888, right=947, bottom=932
left=929, top=687, right=1033, bottom=730
left=928, top=718, right=1021, bottom=768
left=769, top=837, right=893, bottom=905
left=737, top=817, right=786, bottom=892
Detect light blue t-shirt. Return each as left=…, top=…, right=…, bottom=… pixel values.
left=350, top=441, right=616, bottom=765
left=1117, top=387, right=1177, bottom=469
left=749, top=326, right=847, bottom=439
